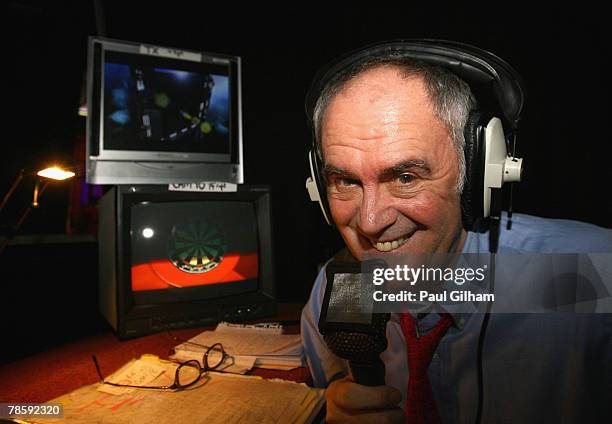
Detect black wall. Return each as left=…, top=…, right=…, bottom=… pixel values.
left=2, top=2, right=610, bottom=335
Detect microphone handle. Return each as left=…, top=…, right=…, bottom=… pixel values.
left=349, top=357, right=386, bottom=386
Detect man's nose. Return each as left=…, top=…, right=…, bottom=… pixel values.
left=357, top=186, right=397, bottom=237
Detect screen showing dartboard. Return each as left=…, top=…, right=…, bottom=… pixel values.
left=129, top=200, right=258, bottom=292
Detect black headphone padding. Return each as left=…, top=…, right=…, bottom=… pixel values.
left=461, top=110, right=486, bottom=231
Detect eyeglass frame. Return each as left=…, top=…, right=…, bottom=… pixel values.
left=92, top=342, right=231, bottom=391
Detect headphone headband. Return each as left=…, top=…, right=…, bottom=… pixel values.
left=305, top=39, right=525, bottom=131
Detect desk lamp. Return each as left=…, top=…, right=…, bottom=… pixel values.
left=0, top=164, right=76, bottom=254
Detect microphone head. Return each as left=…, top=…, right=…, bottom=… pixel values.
left=318, top=259, right=391, bottom=363
left=324, top=329, right=388, bottom=363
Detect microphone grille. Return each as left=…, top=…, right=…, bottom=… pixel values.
left=324, top=331, right=387, bottom=363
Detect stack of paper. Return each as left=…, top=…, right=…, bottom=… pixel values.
left=170, top=322, right=304, bottom=373
left=31, top=354, right=324, bottom=424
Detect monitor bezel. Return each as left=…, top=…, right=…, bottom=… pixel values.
left=86, top=36, right=244, bottom=184
left=113, top=185, right=275, bottom=321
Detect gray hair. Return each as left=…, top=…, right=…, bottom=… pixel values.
left=312, top=54, right=476, bottom=193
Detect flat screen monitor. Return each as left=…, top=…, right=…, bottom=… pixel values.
left=98, top=185, right=274, bottom=339
left=86, top=36, right=243, bottom=184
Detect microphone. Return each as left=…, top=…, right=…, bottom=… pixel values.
left=323, top=320, right=389, bottom=386
left=318, top=260, right=390, bottom=386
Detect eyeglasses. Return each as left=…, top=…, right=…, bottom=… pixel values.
left=92, top=342, right=230, bottom=391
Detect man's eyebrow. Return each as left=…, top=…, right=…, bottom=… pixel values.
left=322, top=164, right=356, bottom=179
left=381, top=160, right=431, bottom=178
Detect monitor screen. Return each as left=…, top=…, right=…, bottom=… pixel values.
left=129, top=200, right=258, bottom=304
left=103, top=52, right=231, bottom=157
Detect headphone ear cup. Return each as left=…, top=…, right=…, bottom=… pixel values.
left=309, top=149, right=334, bottom=226
left=461, top=110, right=486, bottom=231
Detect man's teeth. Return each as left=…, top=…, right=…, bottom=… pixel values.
left=373, top=235, right=409, bottom=252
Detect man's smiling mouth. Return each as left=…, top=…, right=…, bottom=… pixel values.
left=371, top=234, right=411, bottom=252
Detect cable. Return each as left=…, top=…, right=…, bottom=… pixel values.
left=507, top=184, right=514, bottom=230
left=475, top=215, right=499, bottom=424
left=475, top=252, right=495, bottom=424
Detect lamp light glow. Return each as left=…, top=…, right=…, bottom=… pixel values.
left=37, top=167, right=76, bottom=181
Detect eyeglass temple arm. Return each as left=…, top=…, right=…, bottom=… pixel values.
left=92, top=355, right=180, bottom=390
left=91, top=355, right=106, bottom=383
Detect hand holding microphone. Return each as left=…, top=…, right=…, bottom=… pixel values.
left=326, top=375, right=404, bottom=423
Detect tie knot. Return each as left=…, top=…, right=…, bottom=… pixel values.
left=399, top=313, right=452, bottom=369
left=400, top=313, right=452, bottom=339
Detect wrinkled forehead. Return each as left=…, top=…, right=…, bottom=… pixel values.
left=320, top=67, right=456, bottom=174
left=322, top=68, right=442, bottom=141
left=327, top=64, right=432, bottom=109
left=323, top=67, right=439, bottom=132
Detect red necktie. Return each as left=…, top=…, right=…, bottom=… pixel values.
left=399, top=312, right=452, bottom=424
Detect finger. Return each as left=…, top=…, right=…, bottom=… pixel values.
left=328, top=377, right=402, bottom=410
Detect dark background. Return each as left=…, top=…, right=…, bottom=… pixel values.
left=1, top=1, right=610, bottom=362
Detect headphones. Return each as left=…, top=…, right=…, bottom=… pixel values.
left=304, top=39, right=525, bottom=234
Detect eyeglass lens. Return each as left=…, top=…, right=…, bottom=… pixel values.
left=176, top=360, right=202, bottom=388
left=205, top=343, right=225, bottom=370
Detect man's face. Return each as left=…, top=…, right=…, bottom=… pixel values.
left=321, top=66, right=466, bottom=260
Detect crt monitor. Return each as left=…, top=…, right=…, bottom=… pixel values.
left=97, top=185, right=275, bottom=339
left=86, top=36, right=243, bottom=184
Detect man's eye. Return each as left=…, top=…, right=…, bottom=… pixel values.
left=397, top=174, right=415, bottom=184
left=329, top=177, right=360, bottom=194
left=338, top=178, right=357, bottom=186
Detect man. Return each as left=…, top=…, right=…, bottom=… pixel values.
left=301, top=42, right=612, bottom=423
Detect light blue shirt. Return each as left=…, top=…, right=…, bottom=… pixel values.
left=301, top=213, right=612, bottom=423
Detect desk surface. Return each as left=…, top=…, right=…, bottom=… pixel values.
left=0, top=303, right=311, bottom=403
